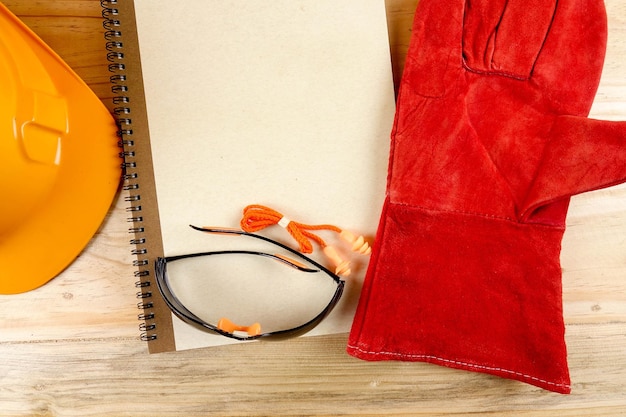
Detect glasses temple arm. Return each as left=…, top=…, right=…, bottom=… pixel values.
left=189, top=225, right=342, bottom=283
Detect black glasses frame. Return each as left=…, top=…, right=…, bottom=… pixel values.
left=154, top=225, right=345, bottom=341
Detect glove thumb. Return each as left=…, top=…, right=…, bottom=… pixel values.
left=522, top=116, right=626, bottom=222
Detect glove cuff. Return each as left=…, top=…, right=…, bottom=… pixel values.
left=348, top=199, right=571, bottom=393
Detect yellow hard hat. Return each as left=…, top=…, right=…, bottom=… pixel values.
left=0, top=3, right=121, bottom=293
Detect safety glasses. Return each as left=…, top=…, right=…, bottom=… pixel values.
left=155, top=226, right=345, bottom=341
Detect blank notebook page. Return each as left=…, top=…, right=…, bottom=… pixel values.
left=133, top=0, right=396, bottom=349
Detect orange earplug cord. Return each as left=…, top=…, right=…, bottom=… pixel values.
left=240, top=204, right=371, bottom=276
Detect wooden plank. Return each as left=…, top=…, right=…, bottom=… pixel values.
left=0, top=327, right=625, bottom=416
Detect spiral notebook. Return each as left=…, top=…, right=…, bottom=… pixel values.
left=103, top=0, right=396, bottom=353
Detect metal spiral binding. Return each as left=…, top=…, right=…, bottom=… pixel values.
left=102, top=0, right=157, bottom=343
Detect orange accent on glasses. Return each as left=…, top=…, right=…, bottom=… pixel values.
left=274, top=253, right=311, bottom=270
left=197, top=226, right=242, bottom=235
left=218, top=317, right=262, bottom=337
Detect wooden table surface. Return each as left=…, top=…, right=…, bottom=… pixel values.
left=2, top=1, right=626, bottom=415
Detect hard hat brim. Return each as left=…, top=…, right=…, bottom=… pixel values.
left=0, top=4, right=121, bottom=294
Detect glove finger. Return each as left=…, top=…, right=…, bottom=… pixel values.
left=463, top=0, right=556, bottom=80
left=532, top=0, right=607, bottom=115
left=402, top=0, right=465, bottom=97
left=461, top=0, right=507, bottom=72
left=521, top=116, right=626, bottom=222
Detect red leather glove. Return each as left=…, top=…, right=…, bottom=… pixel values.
left=348, top=0, right=626, bottom=394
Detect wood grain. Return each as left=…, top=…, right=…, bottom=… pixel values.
left=0, top=0, right=625, bottom=415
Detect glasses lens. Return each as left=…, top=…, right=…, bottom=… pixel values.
left=164, top=251, right=339, bottom=336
